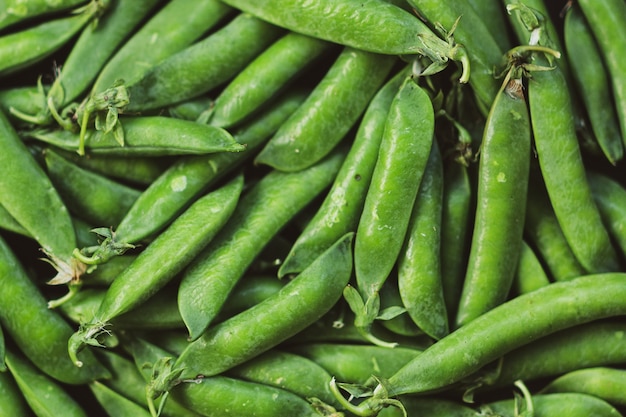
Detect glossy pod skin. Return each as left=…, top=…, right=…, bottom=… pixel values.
left=484, top=393, right=623, bottom=417
left=28, top=116, right=245, bottom=157
left=333, top=273, right=626, bottom=415
left=455, top=74, right=531, bottom=328
left=541, top=367, right=626, bottom=407
left=89, top=381, right=152, bottom=417
left=254, top=47, right=396, bottom=172
left=177, top=147, right=346, bottom=341
left=588, top=171, right=626, bottom=260
left=0, top=0, right=88, bottom=31
left=512, top=240, right=551, bottom=295
left=0, top=368, right=31, bottom=416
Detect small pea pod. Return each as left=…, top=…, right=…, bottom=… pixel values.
left=0, top=84, right=49, bottom=127
left=484, top=393, right=622, bottom=417
left=254, top=47, right=396, bottom=172
left=90, top=381, right=152, bottom=417
left=5, top=348, right=88, bottom=417
left=351, top=75, right=434, bottom=346
left=0, top=0, right=88, bottom=31
left=177, top=147, right=346, bottom=341
left=0, top=368, right=31, bottom=416
left=512, top=240, right=551, bottom=295
left=215, top=0, right=470, bottom=80
left=455, top=70, right=531, bottom=328
left=541, top=367, right=626, bottom=408
left=208, top=31, right=331, bottom=128
left=278, top=66, right=409, bottom=277
left=588, top=171, right=626, bottom=261
left=398, top=140, right=448, bottom=340
left=68, top=175, right=244, bottom=367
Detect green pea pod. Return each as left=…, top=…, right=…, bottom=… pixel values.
left=68, top=175, right=244, bottom=367
left=398, top=140, right=448, bottom=340
left=352, top=76, right=434, bottom=345
left=464, top=0, right=511, bottom=53
left=563, top=4, right=623, bottom=165
left=0, top=324, right=4, bottom=371
left=0, top=202, right=30, bottom=237
left=254, top=47, right=396, bottom=172
left=208, top=31, right=331, bottom=128
left=107, top=90, right=306, bottom=252
left=215, top=0, right=470, bottom=80
left=43, top=148, right=141, bottom=227
left=0, top=0, right=87, bottom=31
left=378, top=278, right=422, bottom=337
left=577, top=0, right=626, bottom=149
left=92, top=0, right=234, bottom=92
left=278, top=66, right=409, bottom=277
left=485, top=393, right=622, bottom=417
left=332, top=273, right=626, bottom=415
left=0, top=235, right=109, bottom=384
left=527, top=53, right=620, bottom=273
left=213, top=275, right=286, bottom=324
left=0, top=369, right=31, bottom=416
left=455, top=73, right=531, bottom=328
left=513, top=240, right=551, bottom=295
left=0, top=1, right=102, bottom=76
left=27, top=116, right=245, bottom=156
left=541, top=367, right=626, bottom=407
left=126, top=13, right=284, bottom=112
left=177, top=147, right=346, bottom=341
left=0, top=84, right=48, bottom=127
left=5, top=348, right=88, bottom=417
left=227, top=350, right=340, bottom=408
left=174, top=232, right=354, bottom=379
left=90, top=381, right=152, bottom=417
left=0, top=109, right=82, bottom=286
left=81, top=254, right=136, bottom=287
left=588, top=171, right=626, bottom=261
left=398, top=397, right=483, bottom=417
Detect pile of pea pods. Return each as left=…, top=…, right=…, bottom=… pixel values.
left=1, top=0, right=626, bottom=416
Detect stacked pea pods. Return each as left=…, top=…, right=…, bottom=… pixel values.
left=1, top=0, right=626, bottom=416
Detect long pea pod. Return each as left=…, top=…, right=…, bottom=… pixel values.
left=0, top=369, right=31, bottom=416
left=68, top=175, right=244, bottom=367
left=512, top=240, right=551, bottom=295
left=332, top=273, right=626, bottom=416
left=588, top=171, right=626, bottom=261
left=455, top=68, right=531, bottom=328
left=177, top=147, right=347, bottom=341
left=0, top=202, right=30, bottom=237
left=254, top=47, right=396, bottom=172
left=541, top=367, right=626, bottom=408
left=398, top=140, right=448, bottom=340
left=350, top=75, right=434, bottom=346
left=0, top=0, right=88, bottom=31
left=214, top=0, right=470, bottom=81
left=484, top=393, right=623, bottom=417
left=278, top=66, right=409, bottom=277
left=89, top=381, right=152, bottom=417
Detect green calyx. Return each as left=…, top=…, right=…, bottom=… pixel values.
left=329, top=377, right=406, bottom=417
left=72, top=227, right=135, bottom=265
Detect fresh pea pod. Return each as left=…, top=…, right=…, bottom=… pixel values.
left=351, top=76, right=434, bottom=346
left=513, top=240, right=551, bottom=295
left=0, top=109, right=83, bottom=286
left=484, top=393, right=623, bottom=417
left=0, top=1, right=102, bottom=77
left=0, top=0, right=88, bottom=31
left=27, top=116, right=245, bottom=157
left=0, top=324, right=4, bottom=371
left=125, top=13, right=284, bottom=112
left=216, top=0, right=470, bottom=80
left=588, top=171, right=626, bottom=261
left=464, top=0, right=511, bottom=53
left=0, top=202, right=30, bottom=237
left=68, top=175, right=244, bottom=367
left=254, top=47, right=395, bottom=172
left=213, top=275, right=286, bottom=324
left=173, top=233, right=353, bottom=380
left=278, top=66, right=409, bottom=277
left=332, top=273, right=626, bottom=415
left=177, top=147, right=346, bottom=341
left=5, top=348, right=88, bottom=417
left=90, top=381, right=152, bottom=417
left=0, top=84, right=48, bottom=127
left=578, top=0, right=626, bottom=148
left=92, top=0, right=234, bottom=92
left=398, top=140, right=448, bottom=340
left=527, top=52, right=620, bottom=273
left=455, top=71, right=531, bottom=328
left=541, top=367, right=626, bottom=407
left=563, top=4, right=623, bottom=165
left=0, top=368, right=31, bottom=416
left=43, top=148, right=141, bottom=227
left=208, top=31, right=331, bottom=128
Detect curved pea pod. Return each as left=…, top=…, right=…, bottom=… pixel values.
left=541, top=367, right=626, bottom=407
left=43, top=148, right=141, bottom=227
left=174, top=232, right=354, bottom=380
left=27, top=116, right=245, bottom=156
left=92, top=0, right=234, bottom=92
left=290, top=343, right=421, bottom=386
left=0, top=368, right=31, bottom=416
left=213, top=275, right=286, bottom=324
left=351, top=76, right=434, bottom=345
left=90, top=381, right=152, bottom=417
left=484, top=393, right=623, bottom=417
left=177, top=147, right=347, bottom=341
left=0, top=0, right=88, bottom=30
left=125, top=13, right=283, bottom=112
left=513, top=240, right=551, bottom=295
left=0, top=1, right=101, bottom=77
left=0, top=202, right=30, bottom=237
left=0, top=236, right=109, bottom=384
left=528, top=52, right=620, bottom=273
left=68, top=175, right=244, bottom=367
left=588, top=171, right=626, bottom=261
left=394, top=397, right=483, bottom=417
left=378, top=278, right=422, bottom=337
left=5, top=348, right=88, bottom=417
left=332, top=273, right=626, bottom=416
left=208, top=31, right=332, bottom=129
left=227, top=350, right=340, bottom=408
left=398, top=140, right=448, bottom=340
left=564, top=4, right=624, bottom=165
left=0, top=84, right=49, bottom=127
left=278, top=66, right=409, bottom=277
left=254, top=47, right=395, bottom=172
left=215, top=0, right=470, bottom=80
left=455, top=74, right=531, bottom=328
left=0, top=110, right=83, bottom=289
